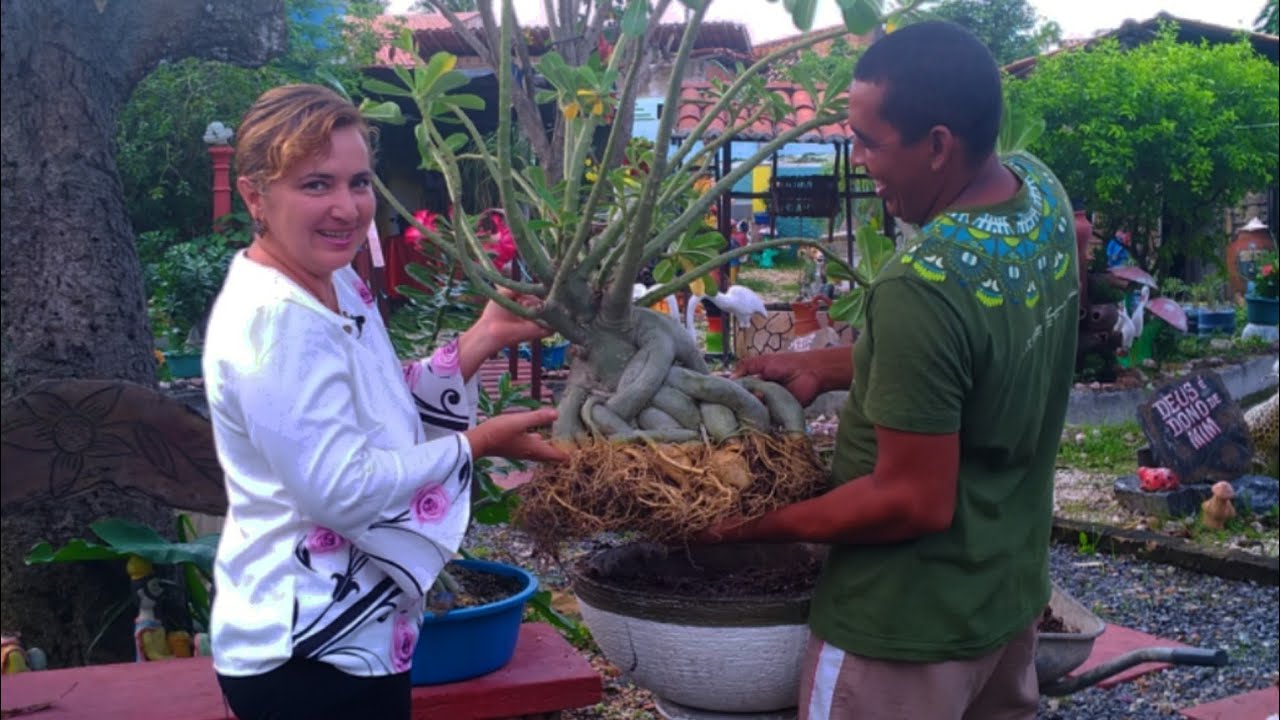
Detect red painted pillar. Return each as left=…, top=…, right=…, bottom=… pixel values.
left=208, top=144, right=234, bottom=228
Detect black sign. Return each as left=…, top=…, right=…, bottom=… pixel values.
left=1136, top=370, right=1252, bottom=485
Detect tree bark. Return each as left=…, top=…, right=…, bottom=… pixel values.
left=1, top=0, right=286, bottom=666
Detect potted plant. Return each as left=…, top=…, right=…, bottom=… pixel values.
left=1245, top=249, right=1279, bottom=326
left=360, top=0, right=905, bottom=713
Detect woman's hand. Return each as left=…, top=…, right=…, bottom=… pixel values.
left=464, top=408, right=569, bottom=464
left=476, top=288, right=552, bottom=348
left=455, top=289, right=552, bottom=380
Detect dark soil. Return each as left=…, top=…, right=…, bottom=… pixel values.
left=1037, top=606, right=1078, bottom=634
left=448, top=563, right=526, bottom=608
left=576, top=552, right=822, bottom=599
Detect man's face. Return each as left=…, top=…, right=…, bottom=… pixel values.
left=847, top=81, right=941, bottom=226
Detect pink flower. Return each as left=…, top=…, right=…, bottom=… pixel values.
left=402, top=359, right=424, bottom=390
left=353, top=278, right=375, bottom=306
left=429, top=339, right=460, bottom=376
left=304, top=527, right=347, bottom=554
left=390, top=614, right=417, bottom=673
left=411, top=484, right=450, bottom=524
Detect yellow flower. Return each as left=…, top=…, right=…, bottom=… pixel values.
left=592, top=100, right=604, bottom=116
left=563, top=102, right=580, bottom=120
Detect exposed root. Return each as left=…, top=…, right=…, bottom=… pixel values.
left=515, top=432, right=827, bottom=550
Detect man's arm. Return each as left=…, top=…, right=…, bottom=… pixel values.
left=704, top=425, right=959, bottom=545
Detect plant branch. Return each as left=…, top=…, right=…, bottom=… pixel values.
left=647, top=111, right=844, bottom=256
left=637, top=237, right=863, bottom=307
left=373, top=175, right=546, bottom=296
left=668, top=25, right=850, bottom=171
left=599, top=1, right=710, bottom=328
left=496, top=0, right=556, bottom=285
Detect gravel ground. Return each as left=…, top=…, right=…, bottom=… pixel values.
left=1040, top=543, right=1279, bottom=719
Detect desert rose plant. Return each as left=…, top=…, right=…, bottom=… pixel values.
left=362, top=0, right=922, bottom=544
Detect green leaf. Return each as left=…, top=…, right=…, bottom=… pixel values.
left=837, top=0, right=883, bottom=35
left=25, top=539, right=122, bottom=565
left=359, top=100, right=405, bottom=124
left=362, top=78, right=413, bottom=98
left=621, top=0, right=649, bottom=38
left=445, top=93, right=486, bottom=111
left=90, top=519, right=218, bottom=573
left=783, top=0, right=819, bottom=30
left=653, top=258, right=676, bottom=283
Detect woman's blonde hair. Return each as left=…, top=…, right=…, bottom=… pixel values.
left=235, top=84, right=372, bottom=188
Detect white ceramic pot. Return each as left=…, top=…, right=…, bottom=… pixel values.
left=571, top=543, right=821, bottom=713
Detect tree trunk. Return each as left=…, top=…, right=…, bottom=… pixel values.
left=0, top=0, right=286, bottom=666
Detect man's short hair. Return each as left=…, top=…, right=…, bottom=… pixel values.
left=853, top=21, right=1002, bottom=161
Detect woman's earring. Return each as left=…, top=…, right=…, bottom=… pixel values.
left=253, top=217, right=267, bottom=236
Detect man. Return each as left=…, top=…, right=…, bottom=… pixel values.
left=705, top=22, right=1079, bottom=720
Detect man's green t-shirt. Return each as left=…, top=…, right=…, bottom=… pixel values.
left=809, top=153, right=1079, bottom=662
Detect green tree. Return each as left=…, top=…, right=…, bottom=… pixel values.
left=1007, top=27, right=1280, bottom=274
left=925, top=0, right=1061, bottom=65
left=1257, top=0, right=1278, bottom=34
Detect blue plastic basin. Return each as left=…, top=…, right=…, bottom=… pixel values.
left=410, top=559, right=537, bottom=686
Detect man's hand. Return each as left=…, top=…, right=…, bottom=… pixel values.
left=465, top=408, right=569, bottom=463
left=732, top=353, right=824, bottom=406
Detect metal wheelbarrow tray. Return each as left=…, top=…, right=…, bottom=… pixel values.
left=1036, top=583, right=1228, bottom=697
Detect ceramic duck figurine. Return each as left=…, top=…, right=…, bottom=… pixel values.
left=128, top=555, right=173, bottom=662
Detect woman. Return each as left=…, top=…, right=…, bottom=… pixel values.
left=204, top=84, right=565, bottom=719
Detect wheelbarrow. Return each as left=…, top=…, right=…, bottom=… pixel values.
left=1037, top=583, right=1229, bottom=697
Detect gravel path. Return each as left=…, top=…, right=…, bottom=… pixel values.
left=1041, top=543, right=1278, bottom=719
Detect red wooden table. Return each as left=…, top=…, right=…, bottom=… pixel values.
left=0, top=623, right=600, bottom=720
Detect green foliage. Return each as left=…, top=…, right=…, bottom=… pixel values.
left=147, top=214, right=248, bottom=350
left=1250, top=249, right=1279, bottom=299
left=1056, top=422, right=1145, bottom=476
left=386, top=260, right=485, bottom=359
left=26, top=515, right=217, bottom=632
left=827, top=223, right=897, bottom=328
left=924, top=0, right=1061, bottom=64
left=471, top=374, right=544, bottom=526
left=1007, top=27, right=1280, bottom=276
left=1075, top=530, right=1100, bottom=556
left=996, top=92, right=1044, bottom=156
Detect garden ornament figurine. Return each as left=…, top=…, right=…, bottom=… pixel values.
left=1137, top=466, right=1180, bottom=492
left=128, top=555, right=173, bottom=662
left=2, top=634, right=31, bottom=674
left=1200, top=481, right=1237, bottom=530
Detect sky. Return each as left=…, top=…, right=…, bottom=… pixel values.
left=384, top=0, right=1268, bottom=43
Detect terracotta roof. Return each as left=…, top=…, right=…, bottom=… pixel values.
left=671, top=82, right=852, bottom=144
left=751, top=25, right=874, bottom=60
left=1004, top=13, right=1279, bottom=77
left=365, top=12, right=481, bottom=67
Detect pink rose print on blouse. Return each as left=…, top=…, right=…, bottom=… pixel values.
left=402, top=359, right=424, bottom=389
left=428, top=339, right=460, bottom=376
left=411, top=484, right=450, bottom=524
left=353, top=277, right=375, bottom=306
left=391, top=614, right=418, bottom=673
left=304, top=527, right=348, bottom=554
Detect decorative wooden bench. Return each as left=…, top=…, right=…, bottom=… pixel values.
left=0, top=623, right=601, bottom=719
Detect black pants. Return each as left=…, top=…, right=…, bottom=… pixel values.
left=217, top=657, right=411, bottom=720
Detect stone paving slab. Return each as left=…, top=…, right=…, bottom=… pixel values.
left=1180, top=685, right=1279, bottom=719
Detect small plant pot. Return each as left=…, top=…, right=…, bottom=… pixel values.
left=1245, top=295, right=1279, bottom=326
left=1196, top=307, right=1236, bottom=337
left=410, top=559, right=537, bottom=686
left=540, top=341, right=570, bottom=370
left=164, top=351, right=203, bottom=379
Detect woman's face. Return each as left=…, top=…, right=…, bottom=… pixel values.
left=240, top=125, right=375, bottom=280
